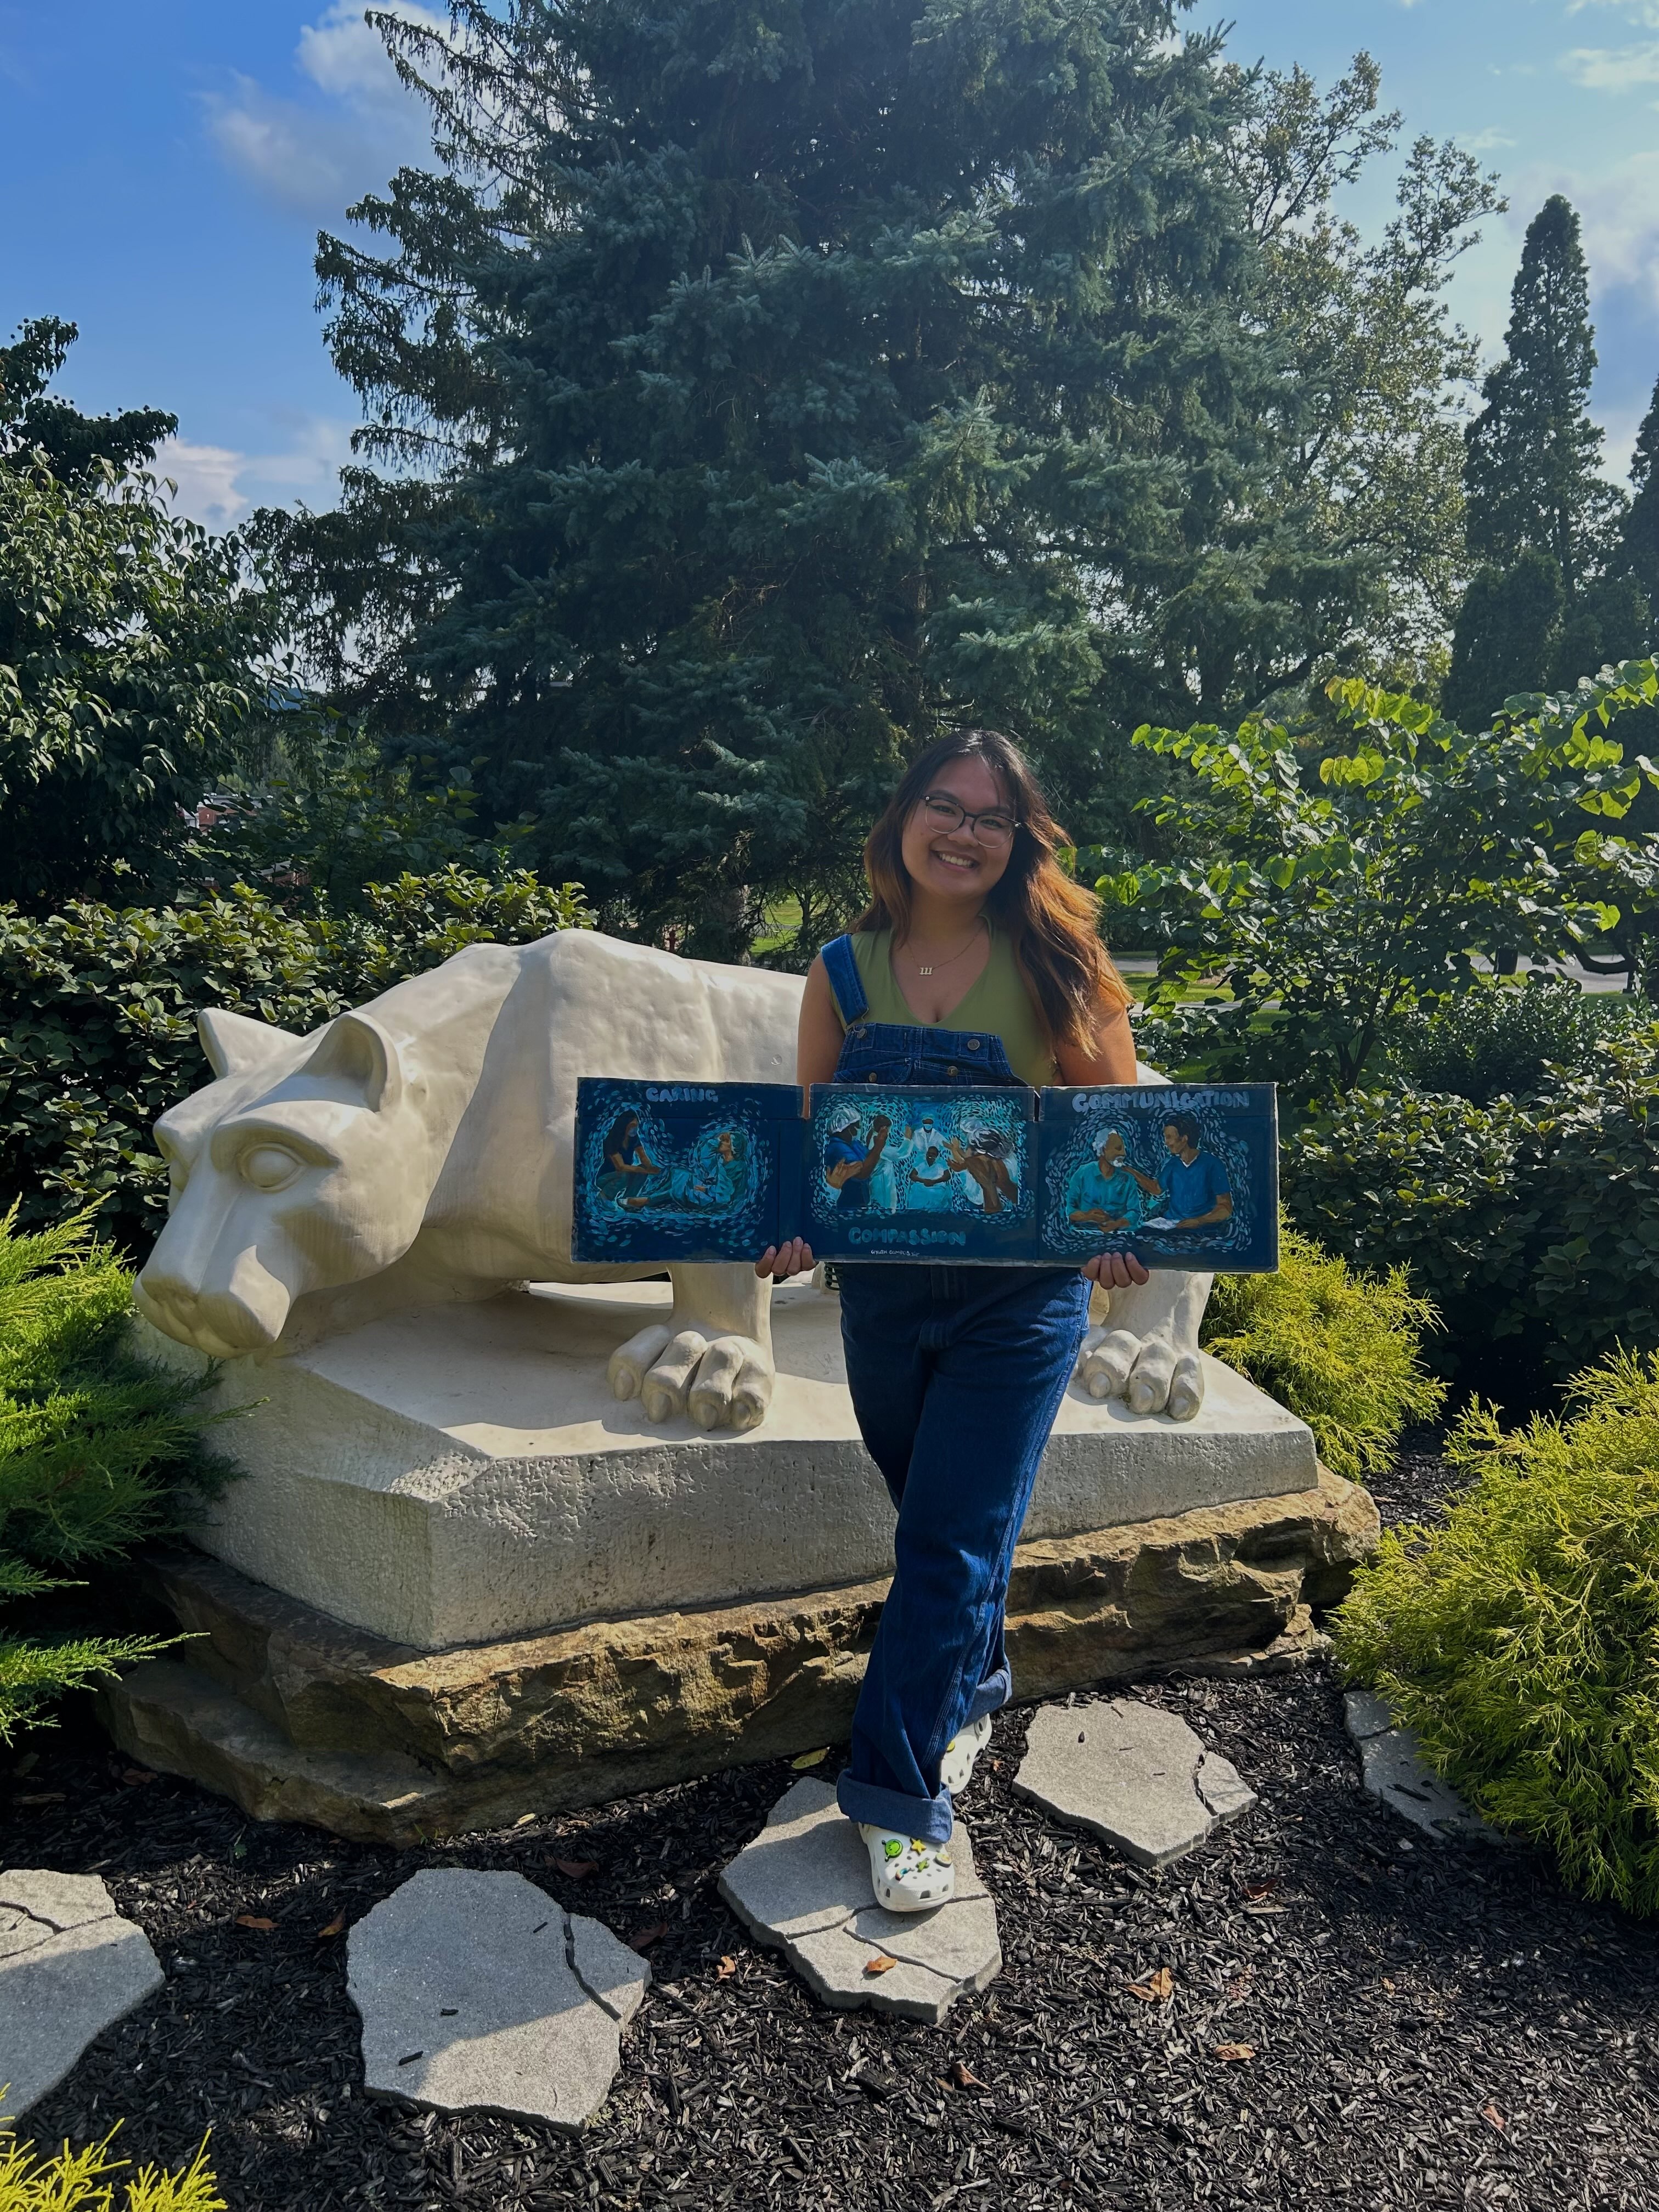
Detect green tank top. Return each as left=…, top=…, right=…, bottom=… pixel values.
left=842, top=922, right=1059, bottom=1088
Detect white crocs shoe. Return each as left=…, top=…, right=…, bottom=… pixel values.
left=859, top=1824, right=956, bottom=1912
left=939, top=1712, right=994, bottom=1796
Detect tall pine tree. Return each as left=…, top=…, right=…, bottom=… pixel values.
left=1463, top=195, right=1623, bottom=593
left=1621, top=371, right=1659, bottom=610
left=1446, top=195, right=1649, bottom=724
left=294, top=0, right=1372, bottom=957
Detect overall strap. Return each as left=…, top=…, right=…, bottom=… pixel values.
left=820, top=934, right=870, bottom=1026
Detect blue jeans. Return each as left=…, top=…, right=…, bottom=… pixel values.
left=833, top=1260, right=1091, bottom=1844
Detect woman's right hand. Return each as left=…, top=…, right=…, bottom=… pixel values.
left=756, top=1238, right=816, bottom=1280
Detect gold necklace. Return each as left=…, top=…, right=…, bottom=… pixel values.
left=906, top=918, right=986, bottom=978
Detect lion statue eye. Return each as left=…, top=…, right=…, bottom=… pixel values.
left=241, top=1143, right=306, bottom=1192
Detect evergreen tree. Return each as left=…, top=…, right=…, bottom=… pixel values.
left=295, top=0, right=1374, bottom=958
left=1463, top=196, right=1624, bottom=594
left=1552, top=571, right=1650, bottom=694
left=1442, top=549, right=1563, bottom=730
left=1621, top=371, right=1659, bottom=608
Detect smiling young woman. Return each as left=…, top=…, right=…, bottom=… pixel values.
left=757, top=728, right=1146, bottom=1915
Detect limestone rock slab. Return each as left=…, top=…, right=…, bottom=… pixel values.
left=140, top=1279, right=1318, bottom=1649
left=718, top=1780, right=998, bottom=2023
left=0, top=1870, right=163, bottom=2116
left=98, top=1470, right=1376, bottom=1846
left=1015, top=1699, right=1257, bottom=1869
left=347, top=1869, right=647, bottom=2131
left=1344, top=1690, right=1499, bottom=1842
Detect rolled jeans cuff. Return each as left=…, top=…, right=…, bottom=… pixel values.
left=964, top=1665, right=1010, bottom=1729
left=836, top=1770, right=955, bottom=1847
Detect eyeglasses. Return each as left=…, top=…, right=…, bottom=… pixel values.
left=918, top=791, right=1022, bottom=848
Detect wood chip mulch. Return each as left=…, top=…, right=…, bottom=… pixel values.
left=11, top=1440, right=1659, bottom=2210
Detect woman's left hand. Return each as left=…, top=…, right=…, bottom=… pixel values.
left=1081, top=1250, right=1149, bottom=1289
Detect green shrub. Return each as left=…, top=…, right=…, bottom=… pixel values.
left=1390, top=977, right=1650, bottom=1105
left=0, top=2125, right=223, bottom=2210
left=1332, top=1352, right=1659, bottom=1914
left=0, top=866, right=592, bottom=1250
left=0, top=1207, right=234, bottom=1742
left=1528, top=1028, right=1659, bottom=1374
left=1282, top=1084, right=1543, bottom=1352
left=1200, top=1225, right=1445, bottom=1479
left=1284, top=1025, right=1659, bottom=1382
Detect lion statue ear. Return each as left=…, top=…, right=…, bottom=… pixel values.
left=198, top=1008, right=302, bottom=1080
left=301, top=1011, right=405, bottom=1113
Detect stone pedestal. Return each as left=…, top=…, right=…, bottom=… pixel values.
left=103, top=1277, right=1375, bottom=1842
left=140, top=1278, right=1319, bottom=1651
left=100, top=1469, right=1377, bottom=1843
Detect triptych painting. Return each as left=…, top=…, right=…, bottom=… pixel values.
left=574, top=1079, right=1278, bottom=1271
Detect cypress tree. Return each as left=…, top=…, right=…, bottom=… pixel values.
left=1463, top=195, right=1624, bottom=594
left=1442, top=549, right=1562, bottom=729
left=298, top=0, right=1369, bottom=957
left=1621, top=371, right=1659, bottom=610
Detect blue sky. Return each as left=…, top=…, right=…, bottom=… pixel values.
left=3, top=0, right=1657, bottom=527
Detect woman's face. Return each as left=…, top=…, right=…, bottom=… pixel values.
left=898, top=754, right=1017, bottom=905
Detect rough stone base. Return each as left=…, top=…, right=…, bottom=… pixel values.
left=99, top=1471, right=1378, bottom=1844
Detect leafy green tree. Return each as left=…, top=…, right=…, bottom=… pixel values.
left=1105, top=667, right=1659, bottom=1103
left=292, top=0, right=1378, bottom=960
left=1463, top=196, right=1625, bottom=593
left=0, top=320, right=278, bottom=910
left=1221, top=56, right=1503, bottom=691
left=193, top=707, right=518, bottom=913
left=0, top=316, right=173, bottom=479
left=1551, top=569, right=1652, bottom=694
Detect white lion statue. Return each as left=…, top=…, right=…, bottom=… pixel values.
left=134, top=930, right=1210, bottom=1428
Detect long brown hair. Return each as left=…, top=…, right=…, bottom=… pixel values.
left=854, top=729, right=1128, bottom=1049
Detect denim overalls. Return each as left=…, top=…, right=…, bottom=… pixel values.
left=821, top=934, right=1091, bottom=1844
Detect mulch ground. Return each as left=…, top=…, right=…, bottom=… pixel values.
left=11, top=1437, right=1659, bottom=2211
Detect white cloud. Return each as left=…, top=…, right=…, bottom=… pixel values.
left=154, top=438, right=250, bottom=531
left=1557, top=150, right=1659, bottom=306
left=155, top=415, right=358, bottom=529
left=1458, top=128, right=1519, bottom=151
left=205, top=2, right=445, bottom=216
left=1559, top=37, right=1659, bottom=85
left=1490, top=149, right=1659, bottom=311
left=1566, top=0, right=1659, bottom=20
left=297, top=3, right=435, bottom=113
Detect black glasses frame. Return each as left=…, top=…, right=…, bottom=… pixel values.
left=917, top=790, right=1023, bottom=844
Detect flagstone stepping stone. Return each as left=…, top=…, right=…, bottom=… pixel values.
left=0, top=1869, right=164, bottom=2117
left=347, top=1869, right=648, bottom=2131
left=716, top=1778, right=999, bottom=2024
left=1344, top=1690, right=1500, bottom=1842
left=1014, top=1697, right=1256, bottom=1869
